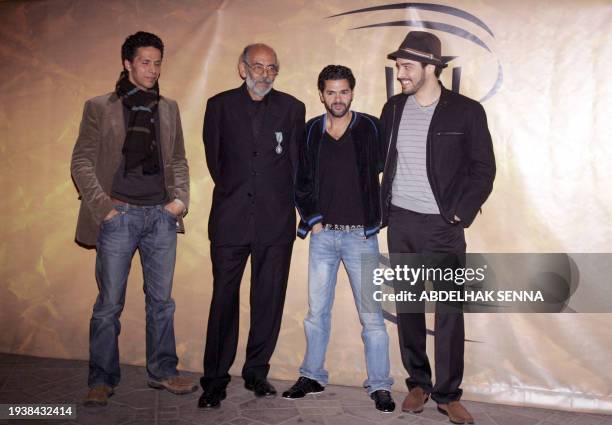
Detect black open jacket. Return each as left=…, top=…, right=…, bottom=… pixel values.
left=295, top=111, right=384, bottom=238
left=380, top=84, right=496, bottom=228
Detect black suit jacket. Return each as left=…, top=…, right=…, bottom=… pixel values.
left=203, top=84, right=306, bottom=246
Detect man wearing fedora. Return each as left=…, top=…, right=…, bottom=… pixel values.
left=380, top=31, right=496, bottom=424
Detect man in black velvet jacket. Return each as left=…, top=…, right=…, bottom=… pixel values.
left=199, top=43, right=305, bottom=409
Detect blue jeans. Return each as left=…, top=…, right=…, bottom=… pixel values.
left=300, top=229, right=393, bottom=394
left=88, top=203, right=179, bottom=388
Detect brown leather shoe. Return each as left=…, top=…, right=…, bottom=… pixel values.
left=437, top=401, right=475, bottom=424
left=148, top=375, right=198, bottom=395
left=84, top=385, right=113, bottom=407
left=401, top=387, right=429, bottom=413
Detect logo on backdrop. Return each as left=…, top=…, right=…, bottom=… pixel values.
left=327, top=3, right=503, bottom=102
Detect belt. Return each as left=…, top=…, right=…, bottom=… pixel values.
left=323, top=224, right=364, bottom=232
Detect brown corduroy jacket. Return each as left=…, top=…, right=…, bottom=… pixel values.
left=70, top=92, right=189, bottom=247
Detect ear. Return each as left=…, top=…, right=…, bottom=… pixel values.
left=238, top=61, right=247, bottom=80
left=123, top=59, right=132, bottom=72
left=424, top=63, right=436, bottom=76
left=318, top=90, right=325, bottom=103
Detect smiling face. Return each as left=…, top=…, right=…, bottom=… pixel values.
left=319, top=78, right=353, bottom=118
left=123, top=46, right=162, bottom=90
left=395, top=58, right=430, bottom=95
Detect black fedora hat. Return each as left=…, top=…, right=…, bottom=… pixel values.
left=387, top=31, right=448, bottom=68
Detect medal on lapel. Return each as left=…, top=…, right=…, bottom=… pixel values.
left=275, top=131, right=283, bottom=154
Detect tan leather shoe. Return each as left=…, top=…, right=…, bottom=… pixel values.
left=148, top=375, right=198, bottom=395
left=84, top=384, right=113, bottom=407
left=437, top=401, right=475, bottom=424
left=401, top=387, right=429, bottom=413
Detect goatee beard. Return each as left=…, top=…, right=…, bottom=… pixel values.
left=246, top=73, right=273, bottom=97
left=326, top=103, right=350, bottom=118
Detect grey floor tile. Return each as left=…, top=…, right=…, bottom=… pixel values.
left=156, top=420, right=203, bottom=425
left=400, top=405, right=447, bottom=423
left=321, top=413, right=378, bottom=424
left=228, top=418, right=256, bottom=425
left=487, top=410, right=541, bottom=425
left=241, top=407, right=300, bottom=424
left=282, top=416, right=327, bottom=425
left=299, top=406, right=345, bottom=416
left=0, top=389, right=45, bottom=403
left=385, top=417, right=440, bottom=425
left=179, top=400, right=240, bottom=424
left=294, top=399, right=342, bottom=408
left=239, top=396, right=297, bottom=410
left=74, top=403, right=135, bottom=425
left=0, top=354, right=610, bottom=425
left=157, top=388, right=200, bottom=409
left=343, top=404, right=402, bottom=421
left=110, top=388, right=158, bottom=409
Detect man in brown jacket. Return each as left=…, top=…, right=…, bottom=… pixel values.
left=71, top=31, right=195, bottom=407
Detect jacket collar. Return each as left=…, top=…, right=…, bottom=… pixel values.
left=397, top=81, right=451, bottom=108
left=319, top=111, right=359, bottom=135
left=239, top=82, right=273, bottom=105
left=238, top=83, right=282, bottom=144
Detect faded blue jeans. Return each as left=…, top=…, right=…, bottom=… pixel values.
left=300, top=228, right=393, bottom=394
left=88, top=203, right=179, bottom=388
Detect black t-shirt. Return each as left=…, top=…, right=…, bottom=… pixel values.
left=318, top=130, right=364, bottom=226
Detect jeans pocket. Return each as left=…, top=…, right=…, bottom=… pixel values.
left=311, top=228, right=323, bottom=238
left=101, top=208, right=125, bottom=231
left=161, top=206, right=178, bottom=219
left=160, top=207, right=179, bottom=231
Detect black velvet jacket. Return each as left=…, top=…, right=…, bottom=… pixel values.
left=295, top=111, right=384, bottom=238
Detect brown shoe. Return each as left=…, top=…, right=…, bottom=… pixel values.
left=401, top=387, right=429, bottom=413
left=437, top=401, right=474, bottom=424
left=148, top=375, right=198, bottom=395
left=84, top=385, right=113, bottom=407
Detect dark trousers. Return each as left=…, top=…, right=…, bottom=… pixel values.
left=201, top=242, right=293, bottom=391
left=387, top=204, right=466, bottom=404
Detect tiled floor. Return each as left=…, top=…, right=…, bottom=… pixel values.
left=0, top=353, right=609, bottom=425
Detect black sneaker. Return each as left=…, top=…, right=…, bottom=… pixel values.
left=282, top=376, right=324, bottom=399
left=371, top=390, right=395, bottom=412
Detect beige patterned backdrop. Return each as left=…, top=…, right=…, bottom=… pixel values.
left=0, top=0, right=611, bottom=413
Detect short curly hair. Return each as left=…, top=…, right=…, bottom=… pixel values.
left=317, top=65, right=356, bottom=92
left=121, top=31, right=164, bottom=65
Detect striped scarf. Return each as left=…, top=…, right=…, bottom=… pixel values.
left=115, top=71, right=161, bottom=175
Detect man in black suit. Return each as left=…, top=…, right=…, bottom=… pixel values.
left=198, top=43, right=306, bottom=409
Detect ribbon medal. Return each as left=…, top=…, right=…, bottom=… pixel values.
left=275, top=131, right=283, bottom=154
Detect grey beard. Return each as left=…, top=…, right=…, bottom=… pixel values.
left=246, top=73, right=273, bottom=97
